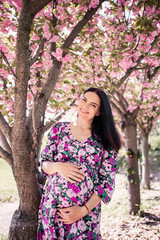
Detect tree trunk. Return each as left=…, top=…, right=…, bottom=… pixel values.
left=141, top=133, right=150, bottom=189
left=9, top=132, right=41, bottom=240
left=123, top=123, right=141, bottom=214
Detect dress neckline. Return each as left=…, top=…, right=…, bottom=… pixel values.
left=68, top=122, right=93, bottom=143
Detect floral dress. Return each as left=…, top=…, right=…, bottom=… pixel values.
left=37, top=122, right=117, bottom=240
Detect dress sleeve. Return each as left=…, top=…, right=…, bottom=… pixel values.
left=40, top=123, right=60, bottom=178
left=94, top=148, right=118, bottom=205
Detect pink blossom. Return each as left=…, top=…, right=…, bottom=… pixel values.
left=145, top=6, right=152, bottom=15
left=52, top=48, right=63, bottom=61
left=12, top=0, right=22, bottom=8
left=7, top=51, right=15, bottom=60
left=127, top=105, right=137, bottom=113
left=62, top=54, right=73, bottom=63
left=89, top=0, right=99, bottom=10
left=117, top=8, right=123, bottom=17
left=42, top=23, right=51, bottom=40
left=125, top=34, right=134, bottom=42
left=0, top=39, right=8, bottom=53
left=119, top=56, right=133, bottom=71
left=133, top=51, right=141, bottom=60
left=142, top=82, right=152, bottom=88
left=50, top=35, right=59, bottom=42
left=57, top=6, right=65, bottom=15
left=32, top=35, right=40, bottom=40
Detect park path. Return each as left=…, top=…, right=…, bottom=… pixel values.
left=0, top=201, right=19, bottom=235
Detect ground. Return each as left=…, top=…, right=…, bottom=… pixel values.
left=101, top=175, right=160, bottom=240
left=0, top=201, right=18, bottom=236
left=0, top=174, right=160, bottom=240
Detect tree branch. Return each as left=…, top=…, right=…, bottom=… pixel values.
left=43, top=111, right=65, bottom=133
left=0, top=146, right=13, bottom=166
left=0, top=50, right=16, bottom=78
left=0, top=112, right=12, bottom=144
left=150, top=65, right=160, bottom=80
left=43, top=99, right=76, bottom=133
left=132, top=106, right=140, bottom=119
left=29, top=38, right=46, bottom=66
left=110, top=100, right=125, bottom=119
left=27, top=0, right=52, bottom=17
left=115, top=90, right=129, bottom=111
left=63, top=0, right=106, bottom=50
left=111, top=94, right=127, bottom=115
left=0, top=130, right=11, bottom=153
left=113, top=34, right=160, bottom=90
left=136, top=119, right=145, bottom=135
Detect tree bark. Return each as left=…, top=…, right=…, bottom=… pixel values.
left=123, top=119, right=141, bottom=214
left=141, top=133, right=150, bottom=189
left=9, top=2, right=43, bottom=239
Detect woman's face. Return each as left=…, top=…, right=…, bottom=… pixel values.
left=77, top=91, right=101, bottom=122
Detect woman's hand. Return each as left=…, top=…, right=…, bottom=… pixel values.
left=56, top=162, right=85, bottom=183
left=57, top=206, right=88, bottom=224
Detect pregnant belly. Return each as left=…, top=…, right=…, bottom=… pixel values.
left=45, top=163, right=95, bottom=208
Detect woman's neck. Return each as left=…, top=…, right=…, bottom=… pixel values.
left=73, top=117, right=92, bottom=130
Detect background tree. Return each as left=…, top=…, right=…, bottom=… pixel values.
left=135, top=67, right=160, bottom=189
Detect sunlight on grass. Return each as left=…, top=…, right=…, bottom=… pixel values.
left=0, top=233, right=8, bottom=240
left=101, top=174, right=128, bottom=221
left=0, top=158, right=18, bottom=202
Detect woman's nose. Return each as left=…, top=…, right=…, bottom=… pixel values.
left=83, top=102, right=89, bottom=110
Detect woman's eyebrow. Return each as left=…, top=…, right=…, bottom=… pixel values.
left=83, top=96, right=99, bottom=107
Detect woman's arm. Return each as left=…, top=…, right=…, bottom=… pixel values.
left=57, top=193, right=101, bottom=224
left=83, top=192, right=101, bottom=213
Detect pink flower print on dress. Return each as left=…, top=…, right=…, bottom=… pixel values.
left=70, top=196, right=78, bottom=203
left=72, top=185, right=81, bottom=193
left=109, top=157, right=115, bottom=165
left=97, top=185, right=104, bottom=195
left=77, top=220, right=87, bottom=231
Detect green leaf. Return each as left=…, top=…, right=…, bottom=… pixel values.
left=71, top=88, right=76, bottom=94
left=63, top=80, right=70, bottom=84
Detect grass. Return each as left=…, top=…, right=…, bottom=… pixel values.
left=0, top=159, right=18, bottom=202
left=0, top=233, right=8, bottom=240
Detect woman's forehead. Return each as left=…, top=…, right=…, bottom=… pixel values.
left=83, top=92, right=100, bottom=104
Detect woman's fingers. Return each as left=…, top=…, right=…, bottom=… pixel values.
left=69, top=173, right=84, bottom=182
left=57, top=162, right=85, bottom=183
left=70, top=165, right=85, bottom=177
left=57, top=206, right=85, bottom=224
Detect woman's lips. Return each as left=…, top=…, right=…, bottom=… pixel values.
left=80, top=109, right=88, bottom=114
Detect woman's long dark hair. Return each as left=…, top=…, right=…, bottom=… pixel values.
left=84, top=88, right=121, bottom=152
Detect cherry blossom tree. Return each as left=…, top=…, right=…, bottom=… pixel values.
left=0, top=0, right=106, bottom=239
left=135, top=67, right=160, bottom=189
left=110, top=66, right=160, bottom=211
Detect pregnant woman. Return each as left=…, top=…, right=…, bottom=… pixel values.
left=37, top=87, right=121, bottom=240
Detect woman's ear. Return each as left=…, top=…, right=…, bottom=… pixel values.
left=96, top=111, right=101, bottom=116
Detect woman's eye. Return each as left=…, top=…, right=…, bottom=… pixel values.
left=92, top=105, right=96, bottom=108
